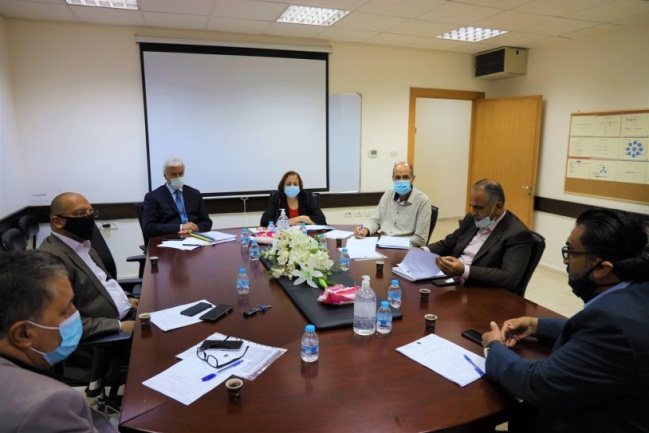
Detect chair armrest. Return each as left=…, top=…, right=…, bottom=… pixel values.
left=79, top=331, right=132, bottom=347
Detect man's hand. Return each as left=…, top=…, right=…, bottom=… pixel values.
left=500, top=316, right=538, bottom=348
left=354, top=226, right=369, bottom=238
left=128, top=297, right=139, bottom=309
left=435, top=256, right=465, bottom=277
left=179, top=222, right=199, bottom=234
left=481, top=321, right=504, bottom=347
left=120, top=320, right=135, bottom=333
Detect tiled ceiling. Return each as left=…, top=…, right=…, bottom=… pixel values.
left=1, top=0, right=648, bottom=53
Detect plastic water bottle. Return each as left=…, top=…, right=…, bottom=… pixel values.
left=376, top=301, right=393, bottom=334
left=318, top=234, right=327, bottom=249
left=240, top=228, right=250, bottom=248
left=277, top=209, right=290, bottom=232
left=300, top=221, right=308, bottom=235
left=267, top=220, right=276, bottom=233
left=236, top=268, right=250, bottom=294
left=301, top=324, right=319, bottom=362
left=339, top=248, right=350, bottom=271
left=387, top=279, right=402, bottom=309
left=250, top=238, right=260, bottom=261
left=353, top=275, right=376, bottom=336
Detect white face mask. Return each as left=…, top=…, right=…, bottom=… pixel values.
left=170, top=177, right=184, bottom=190
left=474, top=204, right=496, bottom=229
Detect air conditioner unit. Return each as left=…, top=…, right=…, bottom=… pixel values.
left=475, top=47, right=528, bottom=80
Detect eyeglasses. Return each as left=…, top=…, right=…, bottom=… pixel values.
left=58, top=209, right=99, bottom=218
left=196, top=342, right=249, bottom=369
left=561, top=246, right=594, bottom=260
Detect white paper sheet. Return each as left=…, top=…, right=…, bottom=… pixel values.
left=392, top=247, right=444, bottom=281
left=150, top=300, right=214, bottom=332
left=377, top=236, right=410, bottom=249
left=396, top=333, right=485, bottom=387
left=325, top=229, right=354, bottom=239
left=196, top=231, right=238, bottom=243
left=157, top=237, right=207, bottom=250
left=344, top=237, right=385, bottom=259
left=305, top=225, right=333, bottom=231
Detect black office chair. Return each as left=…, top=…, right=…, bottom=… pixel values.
left=1, top=227, right=28, bottom=251
left=311, top=192, right=320, bottom=207
left=428, top=205, right=439, bottom=243
left=18, top=215, right=39, bottom=249
left=90, top=225, right=144, bottom=296
left=135, top=202, right=148, bottom=254
left=515, top=230, right=546, bottom=297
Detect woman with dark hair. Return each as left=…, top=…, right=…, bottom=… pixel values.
left=260, top=171, right=327, bottom=227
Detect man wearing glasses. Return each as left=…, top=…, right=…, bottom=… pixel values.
left=40, top=192, right=138, bottom=339
left=481, top=209, right=649, bottom=432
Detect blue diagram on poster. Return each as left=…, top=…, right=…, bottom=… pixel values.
left=625, top=140, right=644, bottom=158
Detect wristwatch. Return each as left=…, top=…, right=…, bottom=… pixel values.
left=483, top=340, right=499, bottom=357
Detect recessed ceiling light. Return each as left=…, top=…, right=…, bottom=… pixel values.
left=66, top=0, right=139, bottom=10
left=277, top=5, right=350, bottom=26
left=436, top=27, right=508, bottom=42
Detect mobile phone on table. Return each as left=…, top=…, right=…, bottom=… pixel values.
left=199, top=339, right=243, bottom=350
left=180, top=302, right=212, bottom=317
left=431, top=276, right=460, bottom=286
left=199, top=304, right=233, bottom=322
left=461, top=329, right=483, bottom=346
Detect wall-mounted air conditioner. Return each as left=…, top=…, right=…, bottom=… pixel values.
left=475, top=47, right=528, bottom=80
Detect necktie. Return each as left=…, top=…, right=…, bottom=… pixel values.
left=174, top=190, right=188, bottom=224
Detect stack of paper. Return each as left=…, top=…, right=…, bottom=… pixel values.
left=377, top=236, right=410, bottom=249
left=194, top=231, right=237, bottom=244
left=392, top=248, right=445, bottom=281
left=158, top=237, right=208, bottom=250
left=344, top=237, right=386, bottom=260
left=150, top=300, right=215, bottom=332
left=324, top=229, right=354, bottom=239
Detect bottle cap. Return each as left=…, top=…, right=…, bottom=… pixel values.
left=239, top=268, right=246, bottom=273
left=381, top=301, right=389, bottom=308
left=391, top=279, right=398, bottom=285
left=305, top=324, right=315, bottom=332
left=362, top=275, right=370, bottom=281
left=269, top=221, right=274, bottom=224
left=342, top=248, right=348, bottom=253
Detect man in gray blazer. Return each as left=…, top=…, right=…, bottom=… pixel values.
left=0, top=250, right=117, bottom=432
left=39, top=192, right=137, bottom=339
left=424, top=179, right=533, bottom=292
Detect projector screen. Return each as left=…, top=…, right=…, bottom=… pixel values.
left=140, top=43, right=329, bottom=197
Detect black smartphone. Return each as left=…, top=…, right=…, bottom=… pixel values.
left=199, top=339, right=243, bottom=351
left=199, top=304, right=233, bottom=322
left=461, top=329, right=483, bottom=346
left=431, top=276, right=460, bottom=287
left=180, top=302, right=213, bottom=317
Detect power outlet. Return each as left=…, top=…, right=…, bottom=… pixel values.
left=354, top=210, right=363, bottom=217
left=344, top=210, right=353, bottom=218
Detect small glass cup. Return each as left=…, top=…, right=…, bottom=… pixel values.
left=419, top=288, right=431, bottom=302
left=226, top=377, right=243, bottom=401
left=336, top=238, right=343, bottom=248
left=375, top=261, right=384, bottom=273
left=424, top=314, right=437, bottom=330
left=150, top=256, right=159, bottom=266
left=139, top=312, right=151, bottom=329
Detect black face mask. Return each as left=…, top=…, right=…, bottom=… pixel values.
left=62, top=215, right=96, bottom=241
left=568, top=260, right=604, bottom=303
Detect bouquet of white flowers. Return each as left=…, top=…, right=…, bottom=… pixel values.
left=261, top=228, right=335, bottom=288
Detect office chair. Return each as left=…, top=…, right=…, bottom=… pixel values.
left=18, top=215, right=40, bottom=249
left=515, top=230, right=546, bottom=297
left=1, top=227, right=28, bottom=251
left=428, top=205, right=439, bottom=243
left=135, top=202, right=148, bottom=253
left=311, top=192, right=320, bottom=207
left=90, top=225, right=144, bottom=296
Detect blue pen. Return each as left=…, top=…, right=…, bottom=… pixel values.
left=201, top=373, right=217, bottom=382
left=200, top=359, right=245, bottom=382
left=463, top=354, right=485, bottom=376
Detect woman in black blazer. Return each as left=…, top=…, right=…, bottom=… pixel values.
left=260, top=171, right=327, bottom=227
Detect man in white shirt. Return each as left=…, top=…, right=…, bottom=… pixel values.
left=354, top=162, right=432, bottom=247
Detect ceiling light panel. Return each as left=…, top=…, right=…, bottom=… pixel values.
left=277, top=5, right=350, bottom=26
left=66, top=0, right=139, bottom=10
left=436, top=26, right=507, bottom=42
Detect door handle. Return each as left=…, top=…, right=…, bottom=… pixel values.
left=522, top=185, right=533, bottom=197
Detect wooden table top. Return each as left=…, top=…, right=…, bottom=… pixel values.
left=119, top=227, right=561, bottom=433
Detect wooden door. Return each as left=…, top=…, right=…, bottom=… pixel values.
left=468, top=95, right=543, bottom=227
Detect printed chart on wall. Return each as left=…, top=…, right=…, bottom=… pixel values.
left=565, top=109, right=649, bottom=204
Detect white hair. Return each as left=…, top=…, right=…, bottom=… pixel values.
left=163, top=156, right=184, bottom=172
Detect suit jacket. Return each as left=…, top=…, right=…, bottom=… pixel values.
left=40, top=234, right=123, bottom=339
left=0, top=356, right=117, bottom=433
left=425, top=211, right=533, bottom=292
left=486, top=281, right=649, bottom=433
left=260, top=191, right=327, bottom=226
left=142, top=184, right=212, bottom=238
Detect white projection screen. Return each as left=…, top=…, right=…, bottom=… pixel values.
left=140, top=43, right=329, bottom=197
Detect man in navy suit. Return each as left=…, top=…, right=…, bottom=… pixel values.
left=424, top=179, right=533, bottom=292
left=142, top=156, right=212, bottom=239
left=482, top=209, right=649, bottom=433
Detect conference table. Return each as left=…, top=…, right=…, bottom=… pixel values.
left=118, top=227, right=562, bottom=433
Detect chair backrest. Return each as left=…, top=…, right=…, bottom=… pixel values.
left=135, top=202, right=148, bottom=252
left=428, top=205, right=439, bottom=242
left=18, top=215, right=39, bottom=249
left=311, top=192, right=320, bottom=206
left=1, top=228, right=28, bottom=251
left=515, top=230, right=546, bottom=297
left=90, top=224, right=118, bottom=280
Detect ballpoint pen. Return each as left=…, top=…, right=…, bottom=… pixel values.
left=201, top=359, right=245, bottom=381
left=463, top=354, right=485, bottom=376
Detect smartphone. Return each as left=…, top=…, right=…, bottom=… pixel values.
left=199, top=339, right=243, bottom=351
left=199, top=304, right=233, bottom=322
left=431, top=276, right=460, bottom=287
left=461, top=329, right=483, bottom=346
left=180, top=302, right=213, bottom=317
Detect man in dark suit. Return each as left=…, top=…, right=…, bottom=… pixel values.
left=142, top=156, right=212, bottom=239
left=0, top=250, right=117, bottom=432
left=424, top=179, right=533, bottom=292
left=40, top=192, right=137, bottom=339
left=481, top=209, right=649, bottom=433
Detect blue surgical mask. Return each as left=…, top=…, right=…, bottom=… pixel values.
left=284, top=186, right=300, bottom=198
left=29, top=311, right=83, bottom=365
left=393, top=181, right=412, bottom=196
left=475, top=204, right=497, bottom=229
left=170, top=177, right=184, bottom=190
